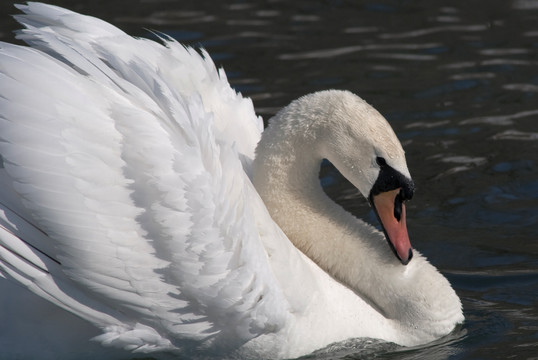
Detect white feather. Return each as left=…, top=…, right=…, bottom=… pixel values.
left=1, top=2, right=287, bottom=355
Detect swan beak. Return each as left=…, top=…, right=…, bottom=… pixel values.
left=372, top=188, right=413, bottom=265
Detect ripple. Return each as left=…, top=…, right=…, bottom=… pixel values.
left=255, top=10, right=280, bottom=17
left=450, top=72, right=496, bottom=80
left=441, top=61, right=478, bottom=69
left=460, top=109, right=538, bottom=126
left=434, top=15, right=461, bottom=23
left=278, top=45, right=364, bottom=60
left=406, top=120, right=451, bottom=129
left=479, top=48, right=531, bottom=56
left=440, top=156, right=487, bottom=166
left=503, top=83, right=538, bottom=92
left=513, top=0, right=538, bottom=9
left=481, top=58, right=535, bottom=66
left=523, top=30, right=538, bottom=36
left=301, top=338, right=398, bottom=360
left=279, top=43, right=440, bottom=60
left=426, top=155, right=487, bottom=178
left=225, top=3, right=253, bottom=10
left=491, top=130, right=538, bottom=141
left=291, top=15, right=320, bottom=22
left=367, top=53, right=436, bottom=61
left=343, top=26, right=379, bottom=34
left=379, top=24, right=488, bottom=39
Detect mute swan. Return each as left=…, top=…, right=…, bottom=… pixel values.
left=0, top=3, right=463, bottom=359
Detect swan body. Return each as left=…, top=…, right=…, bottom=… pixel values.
left=0, top=3, right=463, bottom=359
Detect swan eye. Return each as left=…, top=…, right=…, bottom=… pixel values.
left=376, top=157, right=387, bottom=167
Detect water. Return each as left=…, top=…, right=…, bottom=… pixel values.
left=1, top=0, right=537, bottom=359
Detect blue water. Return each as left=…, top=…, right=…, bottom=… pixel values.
left=1, top=0, right=537, bottom=359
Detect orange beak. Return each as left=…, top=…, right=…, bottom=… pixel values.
left=371, top=188, right=413, bottom=265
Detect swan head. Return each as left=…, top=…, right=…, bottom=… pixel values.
left=319, top=91, right=415, bottom=265
left=255, top=90, right=415, bottom=265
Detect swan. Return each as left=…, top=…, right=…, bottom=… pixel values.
left=0, top=3, right=463, bottom=359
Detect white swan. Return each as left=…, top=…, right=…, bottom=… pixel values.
left=0, top=3, right=463, bottom=359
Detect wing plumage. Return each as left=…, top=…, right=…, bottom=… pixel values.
left=0, top=2, right=287, bottom=354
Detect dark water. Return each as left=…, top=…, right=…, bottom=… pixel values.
left=1, top=0, right=537, bottom=359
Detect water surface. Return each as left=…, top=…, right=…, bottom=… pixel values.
left=1, top=0, right=537, bottom=359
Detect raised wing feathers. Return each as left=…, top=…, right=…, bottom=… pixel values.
left=0, top=2, right=288, bottom=354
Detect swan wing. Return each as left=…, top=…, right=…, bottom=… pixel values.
left=0, top=3, right=288, bottom=353
left=13, top=2, right=264, bottom=172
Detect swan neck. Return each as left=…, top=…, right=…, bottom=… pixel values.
left=252, top=112, right=376, bottom=292
left=252, top=93, right=463, bottom=335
